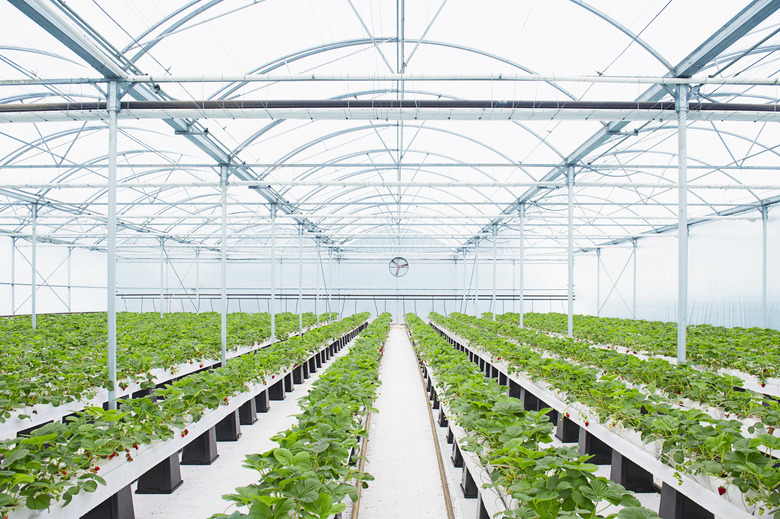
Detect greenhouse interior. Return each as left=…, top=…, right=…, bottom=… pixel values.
left=1, top=1, right=779, bottom=518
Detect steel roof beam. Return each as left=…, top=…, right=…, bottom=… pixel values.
left=456, top=0, right=780, bottom=254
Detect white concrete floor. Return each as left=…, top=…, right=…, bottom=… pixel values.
left=132, top=345, right=351, bottom=519
left=358, top=324, right=463, bottom=519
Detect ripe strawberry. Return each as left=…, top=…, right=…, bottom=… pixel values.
left=718, top=486, right=726, bottom=496
left=761, top=383, right=767, bottom=388
left=565, top=413, right=570, bottom=418
left=584, top=421, right=589, bottom=427
left=133, top=444, right=139, bottom=450
left=199, top=364, right=204, bottom=368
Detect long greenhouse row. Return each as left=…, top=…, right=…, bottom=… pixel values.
left=1, top=312, right=778, bottom=519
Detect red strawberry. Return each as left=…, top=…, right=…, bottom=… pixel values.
left=718, top=486, right=726, bottom=496
left=565, top=413, right=570, bottom=418
left=199, top=364, right=204, bottom=368
left=133, top=444, right=139, bottom=450
left=584, top=421, right=589, bottom=427
left=109, top=452, right=116, bottom=460
left=761, top=383, right=767, bottom=388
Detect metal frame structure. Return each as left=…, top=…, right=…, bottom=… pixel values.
left=2, top=1, right=780, bottom=402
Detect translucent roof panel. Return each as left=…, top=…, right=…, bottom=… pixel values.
left=0, top=0, right=779, bottom=261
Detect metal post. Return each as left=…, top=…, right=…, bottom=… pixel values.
left=195, top=247, right=200, bottom=313
left=220, top=165, right=228, bottom=367
left=596, top=248, right=601, bottom=317
left=159, top=237, right=164, bottom=318
left=67, top=246, right=72, bottom=312
left=452, top=257, right=457, bottom=316
left=462, top=251, right=467, bottom=313
left=298, top=224, right=303, bottom=332
left=677, top=84, right=689, bottom=364
left=492, top=226, right=497, bottom=320
left=327, top=250, right=333, bottom=316
left=567, top=166, right=574, bottom=338
left=474, top=240, right=480, bottom=318
left=337, top=256, right=342, bottom=319
left=10, top=237, right=15, bottom=315
left=315, top=239, right=321, bottom=324
left=107, top=80, right=119, bottom=409
left=632, top=239, right=637, bottom=320
left=31, top=204, right=37, bottom=330
left=270, top=204, right=277, bottom=341
left=762, top=206, right=769, bottom=328
left=519, top=204, right=524, bottom=328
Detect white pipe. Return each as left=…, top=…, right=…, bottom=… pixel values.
left=315, top=240, right=321, bottom=324
left=270, top=204, right=277, bottom=341
left=567, top=167, right=574, bottom=338
left=12, top=72, right=780, bottom=86
left=220, top=166, right=228, bottom=367
left=2, top=181, right=777, bottom=190
left=474, top=240, right=480, bottom=318
left=596, top=248, right=601, bottom=317
left=762, top=207, right=769, bottom=328
left=632, top=239, right=637, bottom=320
left=67, top=246, right=72, bottom=312
left=518, top=204, right=524, bottom=328
left=10, top=237, right=15, bottom=315
left=107, top=81, right=118, bottom=410
left=492, top=226, right=497, bottom=320
left=677, top=85, right=689, bottom=364
left=31, top=204, right=37, bottom=330
left=159, top=237, right=164, bottom=318
left=298, top=224, right=303, bottom=332
left=195, top=247, right=200, bottom=314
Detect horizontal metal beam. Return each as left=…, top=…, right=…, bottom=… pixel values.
left=3, top=99, right=780, bottom=123
left=5, top=72, right=780, bottom=87
left=0, top=181, right=777, bottom=190
left=2, top=162, right=778, bottom=171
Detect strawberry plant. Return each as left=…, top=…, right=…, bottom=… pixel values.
left=0, top=314, right=366, bottom=517
left=213, top=313, right=391, bottom=518
left=433, top=313, right=780, bottom=517
left=406, top=314, right=656, bottom=519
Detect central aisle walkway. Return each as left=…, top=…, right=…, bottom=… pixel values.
left=358, top=324, right=459, bottom=519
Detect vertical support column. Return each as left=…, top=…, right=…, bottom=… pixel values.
left=492, top=226, right=497, bottom=320
left=474, top=240, right=480, bottom=318
left=452, top=257, right=457, bottom=316
left=31, top=204, right=37, bottom=329
left=298, top=223, right=303, bottom=333
left=270, top=204, right=277, bottom=341
left=107, top=80, right=119, bottom=410
left=567, top=166, right=574, bottom=338
left=676, top=84, right=689, bottom=364
left=462, top=251, right=467, bottom=313
left=315, top=239, right=321, bottom=324
left=596, top=248, right=601, bottom=317
left=327, top=250, right=333, bottom=316
left=195, top=247, right=200, bottom=314
left=518, top=204, right=524, bottom=328
left=159, top=237, right=164, bottom=318
left=220, top=165, right=228, bottom=367
left=762, top=206, right=769, bottom=328
left=67, top=246, right=72, bottom=312
left=632, top=239, right=638, bottom=320
left=10, top=237, right=15, bottom=316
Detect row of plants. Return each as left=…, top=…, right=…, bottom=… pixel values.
left=0, top=311, right=337, bottom=419
left=430, top=313, right=780, bottom=517
left=501, top=312, right=780, bottom=380
left=406, top=313, right=655, bottom=519
left=460, top=313, right=780, bottom=430
left=0, top=313, right=367, bottom=518
left=213, top=312, right=392, bottom=519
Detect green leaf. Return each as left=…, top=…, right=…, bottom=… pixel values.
left=617, top=507, right=660, bottom=519
left=272, top=448, right=295, bottom=466
left=492, top=398, right=525, bottom=415
left=26, top=493, right=52, bottom=510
